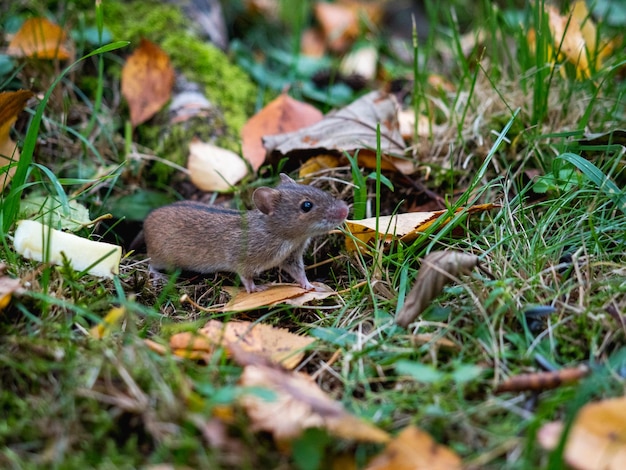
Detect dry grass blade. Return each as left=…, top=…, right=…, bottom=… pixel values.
left=395, top=251, right=480, bottom=328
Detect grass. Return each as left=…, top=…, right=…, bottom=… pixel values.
left=1, top=0, right=626, bottom=468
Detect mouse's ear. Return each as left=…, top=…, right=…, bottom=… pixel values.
left=253, top=187, right=281, bottom=215
left=279, top=173, right=296, bottom=185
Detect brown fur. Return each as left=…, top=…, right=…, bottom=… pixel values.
left=142, top=174, right=349, bottom=292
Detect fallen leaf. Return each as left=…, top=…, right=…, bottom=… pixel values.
left=538, top=396, right=626, bottom=470
left=345, top=203, right=498, bottom=253
left=241, top=93, right=323, bottom=171
left=314, top=1, right=382, bottom=52
left=7, top=18, right=72, bottom=60
left=263, top=91, right=406, bottom=168
left=169, top=319, right=316, bottom=369
left=365, top=425, right=462, bottom=470
left=239, top=363, right=390, bottom=443
left=339, top=44, right=378, bottom=81
left=300, top=27, right=326, bottom=57
left=187, top=138, right=249, bottom=192
left=19, top=195, right=92, bottom=231
left=121, top=38, right=175, bottom=127
left=90, top=306, right=126, bottom=339
left=397, top=108, right=432, bottom=141
left=396, top=251, right=480, bottom=328
left=495, top=365, right=590, bottom=393
left=13, top=220, right=122, bottom=278
left=0, top=90, right=34, bottom=190
left=221, top=283, right=336, bottom=312
left=298, top=154, right=341, bottom=179
left=0, top=265, right=24, bottom=312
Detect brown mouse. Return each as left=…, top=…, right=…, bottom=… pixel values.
left=141, top=174, right=349, bottom=292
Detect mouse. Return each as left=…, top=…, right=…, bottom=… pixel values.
left=140, top=174, right=349, bottom=293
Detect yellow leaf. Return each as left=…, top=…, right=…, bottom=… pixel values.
left=345, top=204, right=498, bottom=253
left=91, top=306, right=125, bottom=339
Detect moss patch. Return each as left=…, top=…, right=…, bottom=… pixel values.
left=103, top=1, right=257, bottom=143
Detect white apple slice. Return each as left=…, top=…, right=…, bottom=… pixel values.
left=14, top=220, right=122, bottom=278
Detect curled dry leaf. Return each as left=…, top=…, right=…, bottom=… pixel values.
left=538, top=396, right=626, bottom=470
left=0, top=90, right=34, bottom=190
left=298, top=154, right=341, bottom=179
left=365, top=425, right=462, bottom=470
left=169, top=319, right=316, bottom=369
left=263, top=91, right=406, bottom=171
left=345, top=203, right=498, bottom=253
left=13, top=220, right=122, bottom=278
left=495, top=365, right=590, bottom=394
left=121, top=38, right=175, bottom=127
left=187, top=138, right=249, bottom=192
left=396, top=251, right=480, bottom=328
left=221, top=282, right=336, bottom=312
left=7, top=18, right=72, bottom=60
left=239, top=363, right=390, bottom=443
left=241, top=93, right=323, bottom=171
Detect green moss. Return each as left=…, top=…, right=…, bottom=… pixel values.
left=101, top=0, right=258, bottom=181
left=103, top=1, right=256, bottom=134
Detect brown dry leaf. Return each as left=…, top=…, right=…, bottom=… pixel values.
left=121, top=38, right=175, bottom=127
left=222, top=283, right=336, bottom=312
left=396, top=251, right=480, bottom=328
left=365, top=425, right=462, bottom=470
left=169, top=319, right=315, bottom=369
left=314, top=1, right=382, bottom=52
left=241, top=93, right=323, bottom=171
left=538, top=396, right=626, bottom=470
left=0, top=90, right=34, bottom=190
left=7, top=18, right=72, bottom=60
left=263, top=91, right=406, bottom=169
left=0, top=265, right=24, bottom=312
left=345, top=203, right=498, bottom=253
left=239, top=363, right=390, bottom=443
left=187, top=138, right=249, bottom=192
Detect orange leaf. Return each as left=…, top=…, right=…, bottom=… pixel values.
left=241, top=93, right=323, bottom=171
left=313, top=1, right=381, bottom=53
left=0, top=90, right=34, bottom=190
left=222, top=282, right=337, bottom=312
left=538, top=396, right=626, bottom=470
left=7, top=18, right=72, bottom=60
left=121, top=39, right=175, bottom=127
left=365, top=425, right=462, bottom=470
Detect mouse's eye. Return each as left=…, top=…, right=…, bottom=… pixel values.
left=301, top=201, right=313, bottom=212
